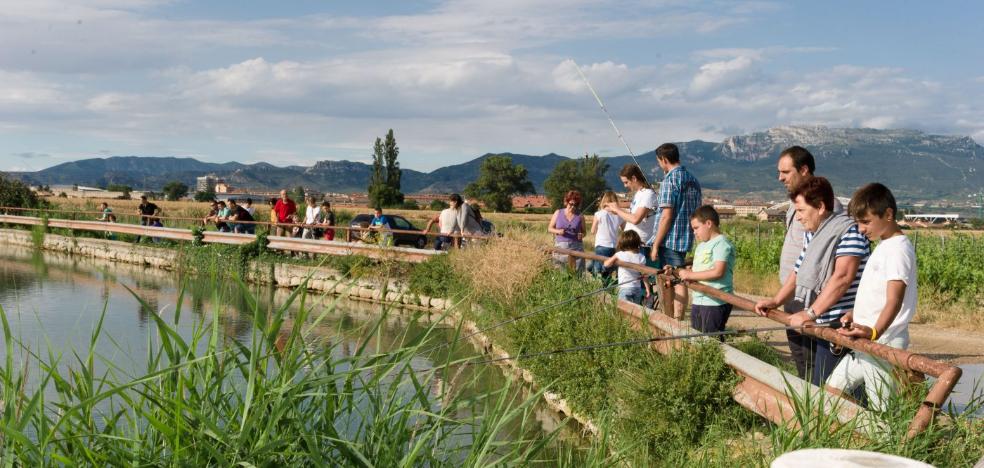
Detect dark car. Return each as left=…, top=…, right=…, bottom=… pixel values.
left=347, top=214, right=428, bottom=249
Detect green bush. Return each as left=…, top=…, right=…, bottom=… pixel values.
left=406, top=254, right=458, bottom=298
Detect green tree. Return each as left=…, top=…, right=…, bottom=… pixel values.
left=367, top=129, right=404, bottom=207
left=429, top=199, right=449, bottom=211
left=0, top=174, right=46, bottom=209
left=162, top=181, right=189, bottom=201
left=290, top=185, right=306, bottom=202
left=543, top=153, right=610, bottom=211
left=194, top=190, right=216, bottom=202
left=464, top=155, right=535, bottom=213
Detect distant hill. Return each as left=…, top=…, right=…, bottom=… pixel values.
left=8, top=126, right=984, bottom=200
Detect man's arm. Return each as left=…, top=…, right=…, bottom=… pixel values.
left=650, top=206, right=674, bottom=260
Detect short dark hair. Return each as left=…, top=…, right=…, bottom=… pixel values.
left=849, top=183, right=897, bottom=220
left=655, top=143, right=680, bottom=164
left=140, top=195, right=148, bottom=200
left=779, top=146, right=816, bottom=175
left=373, top=206, right=382, bottom=212
left=245, top=198, right=252, bottom=204
left=269, top=197, right=277, bottom=205
left=619, top=163, right=647, bottom=184
left=617, top=229, right=642, bottom=251
left=691, top=205, right=720, bottom=226
left=228, top=199, right=237, bottom=204
left=789, top=176, right=834, bottom=211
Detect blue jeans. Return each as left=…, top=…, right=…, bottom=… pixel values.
left=618, top=288, right=644, bottom=305
left=656, top=247, right=686, bottom=268
left=812, top=338, right=848, bottom=386
left=590, top=245, right=616, bottom=279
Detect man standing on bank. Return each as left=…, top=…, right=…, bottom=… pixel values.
left=771, top=146, right=844, bottom=381
left=650, top=143, right=702, bottom=319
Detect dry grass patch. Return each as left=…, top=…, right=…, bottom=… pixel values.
left=447, top=229, right=550, bottom=303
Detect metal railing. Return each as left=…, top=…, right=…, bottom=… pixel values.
left=549, top=247, right=961, bottom=439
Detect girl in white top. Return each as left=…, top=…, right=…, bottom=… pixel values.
left=605, top=164, right=657, bottom=261
left=302, top=196, right=321, bottom=239
left=590, top=191, right=624, bottom=280
left=603, top=230, right=650, bottom=305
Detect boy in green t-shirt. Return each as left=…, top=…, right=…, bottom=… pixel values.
left=676, top=205, right=735, bottom=337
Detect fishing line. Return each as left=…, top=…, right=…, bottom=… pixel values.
left=422, top=275, right=645, bottom=355
left=454, top=321, right=848, bottom=367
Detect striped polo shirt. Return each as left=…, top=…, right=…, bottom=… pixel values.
left=793, top=224, right=870, bottom=323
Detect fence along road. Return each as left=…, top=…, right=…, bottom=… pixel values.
left=0, top=213, right=451, bottom=263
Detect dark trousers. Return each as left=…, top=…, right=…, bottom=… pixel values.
left=786, top=330, right=846, bottom=385
left=691, top=304, right=733, bottom=340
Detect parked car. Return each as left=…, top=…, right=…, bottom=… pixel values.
left=347, top=214, right=428, bottom=249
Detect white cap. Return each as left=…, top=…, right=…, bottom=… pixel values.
left=772, top=449, right=933, bottom=468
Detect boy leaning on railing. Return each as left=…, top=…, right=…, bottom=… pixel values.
left=675, top=205, right=735, bottom=339
left=825, top=183, right=917, bottom=412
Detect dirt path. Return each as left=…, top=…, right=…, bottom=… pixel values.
left=726, top=293, right=984, bottom=366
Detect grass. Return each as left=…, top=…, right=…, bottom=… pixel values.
left=0, top=268, right=601, bottom=465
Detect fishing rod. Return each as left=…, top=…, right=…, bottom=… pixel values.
left=454, top=321, right=850, bottom=367
left=572, top=60, right=652, bottom=215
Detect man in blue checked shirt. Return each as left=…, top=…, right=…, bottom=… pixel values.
left=650, top=143, right=703, bottom=318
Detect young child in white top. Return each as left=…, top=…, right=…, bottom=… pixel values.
left=826, top=183, right=917, bottom=412
left=603, top=230, right=650, bottom=305
left=590, top=191, right=625, bottom=281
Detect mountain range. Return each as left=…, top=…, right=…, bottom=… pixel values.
left=7, top=126, right=984, bottom=201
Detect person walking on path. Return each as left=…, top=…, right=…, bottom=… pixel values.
left=273, top=190, right=297, bottom=237
left=775, top=146, right=844, bottom=380
left=650, top=143, right=702, bottom=319
left=548, top=190, right=586, bottom=271
left=589, top=191, right=623, bottom=282
left=755, top=177, right=869, bottom=386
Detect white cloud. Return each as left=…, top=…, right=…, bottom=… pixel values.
left=689, top=55, right=759, bottom=95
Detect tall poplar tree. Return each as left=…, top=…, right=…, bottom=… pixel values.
left=367, top=129, right=404, bottom=207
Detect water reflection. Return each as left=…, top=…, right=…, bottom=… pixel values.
left=0, top=247, right=575, bottom=446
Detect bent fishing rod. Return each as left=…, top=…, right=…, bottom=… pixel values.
left=452, top=321, right=850, bottom=367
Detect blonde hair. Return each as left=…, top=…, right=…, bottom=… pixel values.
left=599, top=190, right=618, bottom=207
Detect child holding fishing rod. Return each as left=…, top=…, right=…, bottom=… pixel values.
left=673, top=205, right=736, bottom=338
left=825, top=183, right=917, bottom=411
left=603, top=230, right=651, bottom=305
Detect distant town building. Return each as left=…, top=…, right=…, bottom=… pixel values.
left=757, top=208, right=785, bottom=222
left=196, top=175, right=219, bottom=193
left=733, top=200, right=770, bottom=218
left=903, top=213, right=961, bottom=225
left=715, top=206, right=737, bottom=220
left=512, top=195, right=551, bottom=209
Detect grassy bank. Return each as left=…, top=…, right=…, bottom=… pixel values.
left=425, top=234, right=984, bottom=465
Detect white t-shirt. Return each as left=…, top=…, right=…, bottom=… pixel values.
left=625, top=188, right=657, bottom=244
left=614, top=250, right=647, bottom=291
left=438, top=208, right=460, bottom=235
left=851, top=235, right=917, bottom=343
left=593, top=210, right=622, bottom=248
left=304, top=206, right=321, bottom=224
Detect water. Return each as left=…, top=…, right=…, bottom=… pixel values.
left=0, top=246, right=572, bottom=447
left=947, top=364, right=984, bottom=417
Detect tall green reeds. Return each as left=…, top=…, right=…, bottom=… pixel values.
left=0, top=272, right=586, bottom=465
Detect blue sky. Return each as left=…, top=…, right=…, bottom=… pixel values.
left=2, top=0, right=982, bottom=173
